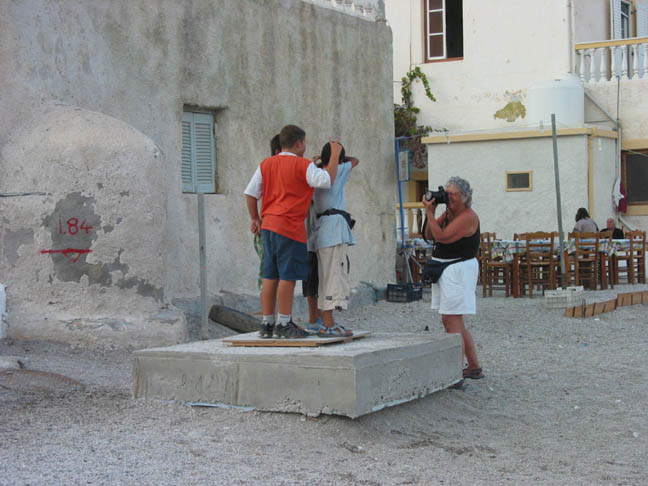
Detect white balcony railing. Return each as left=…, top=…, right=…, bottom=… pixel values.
left=576, top=37, right=648, bottom=83
left=396, top=203, right=424, bottom=242
left=302, top=0, right=384, bottom=21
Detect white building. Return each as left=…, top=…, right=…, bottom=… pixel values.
left=386, top=0, right=648, bottom=239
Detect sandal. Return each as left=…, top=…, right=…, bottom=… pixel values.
left=463, top=367, right=484, bottom=380
left=317, top=323, right=353, bottom=338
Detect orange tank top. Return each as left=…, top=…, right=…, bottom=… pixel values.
left=260, top=155, right=314, bottom=243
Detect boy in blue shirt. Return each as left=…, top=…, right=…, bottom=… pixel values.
left=311, top=142, right=359, bottom=337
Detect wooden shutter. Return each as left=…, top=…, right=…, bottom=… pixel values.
left=193, top=113, right=216, bottom=193
left=610, top=0, right=622, bottom=39
left=181, top=112, right=194, bottom=193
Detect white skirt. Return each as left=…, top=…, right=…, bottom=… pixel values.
left=430, top=257, right=479, bottom=315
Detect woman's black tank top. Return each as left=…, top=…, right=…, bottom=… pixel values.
left=432, top=220, right=481, bottom=259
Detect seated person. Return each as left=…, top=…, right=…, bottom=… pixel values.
left=601, top=217, right=624, bottom=239
left=573, top=208, right=598, bottom=232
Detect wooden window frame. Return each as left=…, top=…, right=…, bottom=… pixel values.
left=505, top=171, right=533, bottom=192
left=422, top=0, right=463, bottom=63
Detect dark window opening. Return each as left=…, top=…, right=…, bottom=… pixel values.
left=445, top=0, right=463, bottom=58
left=623, top=151, right=648, bottom=204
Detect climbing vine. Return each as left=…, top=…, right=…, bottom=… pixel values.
left=394, top=66, right=438, bottom=169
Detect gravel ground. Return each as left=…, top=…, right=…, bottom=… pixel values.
left=1, top=283, right=648, bottom=485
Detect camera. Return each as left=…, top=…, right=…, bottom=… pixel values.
left=425, top=186, right=449, bottom=205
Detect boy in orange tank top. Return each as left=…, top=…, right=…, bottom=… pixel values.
left=244, top=125, right=341, bottom=338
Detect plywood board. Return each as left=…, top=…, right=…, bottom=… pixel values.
left=223, top=330, right=371, bottom=347
left=617, top=293, right=633, bottom=306
left=593, top=302, right=606, bottom=315
left=643, top=291, right=648, bottom=304
left=603, top=299, right=617, bottom=312
left=631, top=292, right=643, bottom=305
left=584, top=304, right=595, bottom=317
left=564, top=307, right=575, bottom=317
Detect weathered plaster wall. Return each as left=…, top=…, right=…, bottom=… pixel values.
left=574, top=0, right=609, bottom=42
left=0, top=0, right=395, bottom=344
left=591, top=136, right=620, bottom=224
left=425, top=135, right=617, bottom=239
left=386, top=0, right=571, bottom=132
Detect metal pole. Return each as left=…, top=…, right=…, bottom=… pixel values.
left=198, top=193, right=209, bottom=340
left=551, top=114, right=567, bottom=289
left=395, top=137, right=406, bottom=248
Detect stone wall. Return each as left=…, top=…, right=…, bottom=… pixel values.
left=0, top=0, right=396, bottom=345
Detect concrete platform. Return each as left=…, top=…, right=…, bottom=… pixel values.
left=132, top=332, right=462, bottom=418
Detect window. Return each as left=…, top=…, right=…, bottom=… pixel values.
left=506, top=171, right=532, bottom=191
left=424, top=0, right=463, bottom=61
left=620, top=1, right=630, bottom=38
left=181, top=110, right=216, bottom=193
left=611, top=0, right=633, bottom=39
left=622, top=150, right=648, bottom=205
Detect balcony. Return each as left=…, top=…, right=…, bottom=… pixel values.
left=302, top=0, right=384, bottom=21
left=576, top=37, right=648, bottom=83
left=396, top=202, right=425, bottom=242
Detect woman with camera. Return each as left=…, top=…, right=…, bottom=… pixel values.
left=422, top=176, right=483, bottom=387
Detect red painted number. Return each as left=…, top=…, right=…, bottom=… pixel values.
left=58, top=217, right=93, bottom=235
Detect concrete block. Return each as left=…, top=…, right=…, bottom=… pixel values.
left=132, top=332, right=462, bottom=418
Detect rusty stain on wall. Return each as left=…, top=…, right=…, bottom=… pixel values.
left=494, top=101, right=526, bottom=122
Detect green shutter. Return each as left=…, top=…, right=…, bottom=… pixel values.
left=194, top=113, right=216, bottom=193
left=181, top=112, right=194, bottom=193
left=181, top=111, right=216, bottom=194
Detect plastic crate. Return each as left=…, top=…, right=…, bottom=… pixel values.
left=386, top=283, right=423, bottom=303
left=544, top=286, right=584, bottom=308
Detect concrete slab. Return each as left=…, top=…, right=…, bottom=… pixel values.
left=132, top=332, right=462, bottom=418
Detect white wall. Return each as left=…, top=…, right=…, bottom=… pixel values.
left=386, top=0, right=571, bottom=132
left=426, top=135, right=617, bottom=239
left=574, top=0, right=609, bottom=42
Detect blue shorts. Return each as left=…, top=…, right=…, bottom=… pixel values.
left=261, top=229, right=308, bottom=281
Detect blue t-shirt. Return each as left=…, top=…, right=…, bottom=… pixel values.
left=312, top=162, right=356, bottom=250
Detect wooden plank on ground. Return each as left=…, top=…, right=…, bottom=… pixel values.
left=632, top=292, right=643, bottom=305
left=573, top=306, right=584, bottom=318
left=643, top=291, right=648, bottom=304
left=617, top=293, right=633, bottom=306
left=564, top=306, right=575, bottom=317
left=584, top=304, right=595, bottom=317
left=593, top=302, right=607, bottom=315
left=603, top=299, right=617, bottom=313
left=223, top=330, right=371, bottom=347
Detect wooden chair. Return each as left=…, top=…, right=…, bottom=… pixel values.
left=567, top=232, right=600, bottom=290
left=599, top=230, right=615, bottom=289
left=614, top=230, right=646, bottom=284
left=517, top=231, right=559, bottom=298
left=480, top=232, right=513, bottom=297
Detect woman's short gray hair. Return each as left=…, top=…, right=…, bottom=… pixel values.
left=446, top=176, right=473, bottom=208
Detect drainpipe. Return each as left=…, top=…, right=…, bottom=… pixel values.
left=567, top=0, right=573, bottom=72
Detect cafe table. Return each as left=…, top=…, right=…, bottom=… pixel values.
left=489, top=238, right=630, bottom=297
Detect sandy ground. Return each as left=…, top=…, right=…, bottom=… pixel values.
left=1, top=283, right=648, bottom=485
